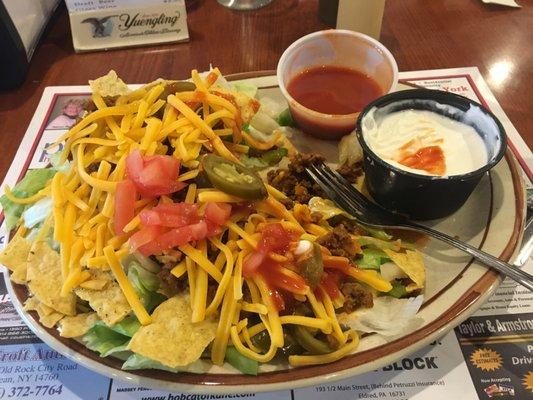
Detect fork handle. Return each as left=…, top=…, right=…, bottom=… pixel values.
left=407, top=223, right=533, bottom=291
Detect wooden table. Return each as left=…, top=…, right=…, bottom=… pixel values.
left=0, top=0, right=531, bottom=180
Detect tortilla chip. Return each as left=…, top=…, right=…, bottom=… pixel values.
left=37, top=303, right=55, bottom=316
left=0, top=235, right=31, bottom=284
left=383, top=249, right=425, bottom=288
left=79, top=279, right=108, bottom=290
left=75, top=271, right=131, bottom=326
left=23, top=297, right=40, bottom=312
left=59, top=312, right=99, bottom=338
left=128, top=294, right=217, bottom=368
left=23, top=297, right=64, bottom=328
left=39, top=311, right=64, bottom=328
left=26, top=242, right=76, bottom=316
left=89, top=70, right=130, bottom=97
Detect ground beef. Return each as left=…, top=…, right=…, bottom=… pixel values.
left=86, top=162, right=100, bottom=174
left=85, top=100, right=97, bottom=113
left=328, top=216, right=367, bottom=235
left=341, top=282, right=373, bottom=313
left=337, top=161, right=363, bottom=183
left=207, top=283, right=217, bottom=305
left=267, top=153, right=326, bottom=204
left=310, top=211, right=323, bottom=224
left=317, top=224, right=358, bottom=258
left=157, top=263, right=188, bottom=297
left=154, top=250, right=183, bottom=265
left=103, top=95, right=119, bottom=107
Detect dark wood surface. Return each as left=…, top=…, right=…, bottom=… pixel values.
left=0, top=0, right=531, bottom=181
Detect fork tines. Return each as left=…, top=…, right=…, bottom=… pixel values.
left=305, top=162, right=391, bottom=224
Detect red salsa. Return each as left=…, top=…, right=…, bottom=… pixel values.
left=287, top=66, right=383, bottom=115
left=398, top=145, right=446, bottom=175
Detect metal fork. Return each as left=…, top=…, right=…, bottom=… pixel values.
left=306, top=162, right=533, bottom=291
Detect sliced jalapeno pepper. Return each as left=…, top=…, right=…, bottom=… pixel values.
left=201, top=154, right=268, bottom=200
left=296, top=242, right=324, bottom=288
left=293, top=325, right=332, bottom=355
left=159, top=81, right=196, bottom=100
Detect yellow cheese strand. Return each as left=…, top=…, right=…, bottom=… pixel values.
left=104, top=245, right=151, bottom=325
left=179, top=244, right=223, bottom=282
left=167, top=95, right=239, bottom=163
left=289, top=331, right=360, bottom=367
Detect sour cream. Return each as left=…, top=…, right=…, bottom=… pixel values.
left=362, top=108, right=488, bottom=176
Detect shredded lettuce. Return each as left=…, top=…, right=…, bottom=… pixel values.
left=231, top=82, right=258, bottom=98
left=277, top=108, right=295, bottom=127
left=101, top=343, right=131, bottom=359
left=225, top=346, right=258, bottom=376
left=122, top=354, right=205, bottom=373
left=249, top=110, right=280, bottom=136
left=257, top=96, right=285, bottom=119
left=386, top=280, right=408, bottom=298
left=126, top=261, right=166, bottom=312
left=357, top=248, right=390, bottom=270
left=109, top=315, right=141, bottom=337
left=308, top=197, right=352, bottom=220
left=49, top=153, right=71, bottom=172
left=339, top=295, right=424, bottom=337
left=0, top=168, right=56, bottom=229
left=83, top=323, right=131, bottom=357
left=22, top=197, right=53, bottom=229
left=338, top=132, right=363, bottom=166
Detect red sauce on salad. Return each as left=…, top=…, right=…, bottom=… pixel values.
left=287, top=66, right=383, bottom=115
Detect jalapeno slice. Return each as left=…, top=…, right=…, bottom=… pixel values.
left=296, top=242, right=324, bottom=288
left=159, top=81, right=196, bottom=100
left=201, top=155, right=268, bottom=200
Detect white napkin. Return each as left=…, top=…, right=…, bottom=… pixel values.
left=482, top=0, right=521, bottom=8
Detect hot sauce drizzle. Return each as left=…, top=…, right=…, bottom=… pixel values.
left=398, top=145, right=446, bottom=175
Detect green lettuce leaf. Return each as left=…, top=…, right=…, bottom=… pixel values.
left=82, top=323, right=130, bottom=356
left=122, top=354, right=205, bottom=373
left=277, top=108, right=295, bottom=127
left=101, top=343, right=132, bottom=359
left=126, top=261, right=166, bottom=312
left=225, top=346, right=258, bottom=375
left=357, top=248, right=390, bottom=270
left=231, top=82, right=258, bottom=98
left=386, top=280, right=408, bottom=299
left=109, top=315, right=141, bottom=337
left=0, top=168, right=56, bottom=229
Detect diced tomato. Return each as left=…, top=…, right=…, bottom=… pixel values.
left=322, top=255, right=350, bottom=271
left=320, top=271, right=342, bottom=299
left=243, top=223, right=300, bottom=277
left=154, top=203, right=198, bottom=216
left=206, top=220, right=222, bottom=237
left=138, top=221, right=208, bottom=256
left=125, top=150, right=185, bottom=198
left=143, top=155, right=180, bottom=177
left=264, top=265, right=309, bottom=295
left=114, top=179, right=137, bottom=236
left=268, top=286, right=286, bottom=312
left=125, top=150, right=143, bottom=181
left=243, top=250, right=267, bottom=277
left=139, top=210, right=162, bottom=226
left=141, top=203, right=200, bottom=227
left=129, top=225, right=165, bottom=252
left=259, top=223, right=299, bottom=253
left=205, top=202, right=232, bottom=226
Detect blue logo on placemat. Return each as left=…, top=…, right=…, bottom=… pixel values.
left=82, top=16, right=117, bottom=38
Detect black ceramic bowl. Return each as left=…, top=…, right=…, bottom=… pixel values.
left=354, top=89, right=507, bottom=220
